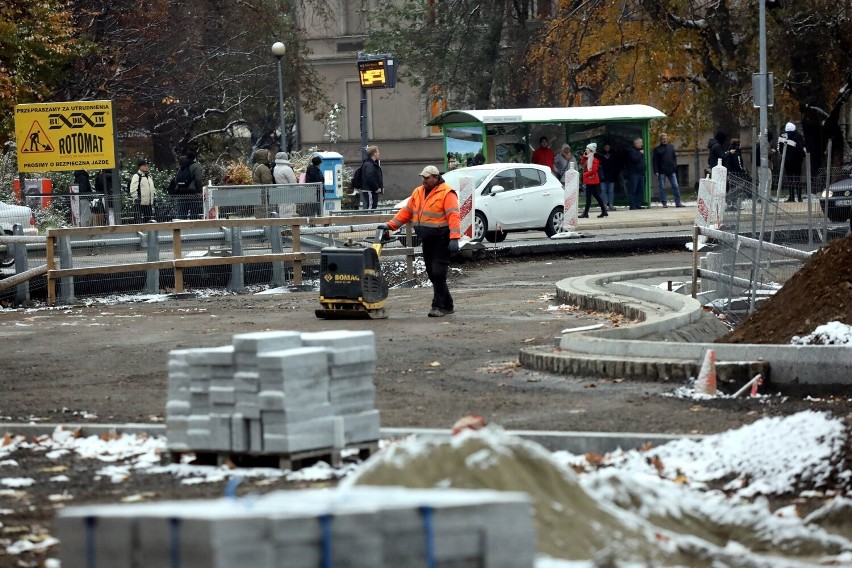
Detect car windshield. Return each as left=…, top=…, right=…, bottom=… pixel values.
left=442, top=168, right=491, bottom=191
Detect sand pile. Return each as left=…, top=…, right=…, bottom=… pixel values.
left=343, top=425, right=852, bottom=565
left=720, top=234, right=852, bottom=344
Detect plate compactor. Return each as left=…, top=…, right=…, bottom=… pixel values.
left=315, top=228, right=393, bottom=319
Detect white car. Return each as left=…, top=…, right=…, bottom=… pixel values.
left=1, top=200, right=36, bottom=267
left=396, top=163, right=566, bottom=243
left=0, top=200, right=35, bottom=234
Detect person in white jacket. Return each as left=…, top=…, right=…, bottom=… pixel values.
left=130, top=159, right=157, bottom=222
left=272, top=152, right=297, bottom=184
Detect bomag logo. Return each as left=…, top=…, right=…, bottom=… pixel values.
left=330, top=274, right=360, bottom=282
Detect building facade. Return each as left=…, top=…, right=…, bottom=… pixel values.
left=296, top=2, right=443, bottom=202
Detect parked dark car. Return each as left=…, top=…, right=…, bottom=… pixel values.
left=819, top=177, right=852, bottom=223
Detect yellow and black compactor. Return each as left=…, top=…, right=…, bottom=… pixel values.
left=315, top=228, right=393, bottom=319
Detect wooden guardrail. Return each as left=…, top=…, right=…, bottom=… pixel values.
left=41, top=214, right=414, bottom=306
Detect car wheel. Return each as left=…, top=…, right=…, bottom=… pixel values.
left=0, top=230, right=14, bottom=267
left=472, top=212, right=487, bottom=242
left=544, top=206, right=564, bottom=237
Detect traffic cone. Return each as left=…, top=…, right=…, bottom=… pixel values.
left=695, top=349, right=717, bottom=396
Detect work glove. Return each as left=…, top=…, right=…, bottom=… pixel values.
left=448, top=239, right=459, bottom=254
left=377, top=223, right=391, bottom=231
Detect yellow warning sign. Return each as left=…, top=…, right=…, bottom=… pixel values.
left=14, top=100, right=116, bottom=172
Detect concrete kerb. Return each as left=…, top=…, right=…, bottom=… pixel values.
left=1, top=423, right=702, bottom=455
left=521, top=267, right=852, bottom=388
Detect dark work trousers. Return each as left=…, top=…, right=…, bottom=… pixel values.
left=421, top=235, right=453, bottom=311
left=783, top=172, right=803, bottom=201
left=582, top=183, right=607, bottom=214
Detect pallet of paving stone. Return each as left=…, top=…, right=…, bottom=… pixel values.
left=168, top=447, right=342, bottom=470
left=343, top=439, right=380, bottom=461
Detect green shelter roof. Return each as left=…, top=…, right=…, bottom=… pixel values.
left=427, top=105, right=665, bottom=126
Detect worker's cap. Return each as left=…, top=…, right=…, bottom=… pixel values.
left=137, top=158, right=148, bottom=166
left=785, top=122, right=796, bottom=132
left=419, top=165, right=440, bottom=177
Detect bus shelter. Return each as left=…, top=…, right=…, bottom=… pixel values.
left=427, top=104, right=665, bottom=207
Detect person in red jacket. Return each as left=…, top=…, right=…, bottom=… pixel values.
left=530, top=136, right=555, bottom=172
left=578, top=143, right=608, bottom=218
left=379, top=166, right=461, bottom=317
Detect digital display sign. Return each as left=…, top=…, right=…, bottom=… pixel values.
left=357, top=54, right=396, bottom=89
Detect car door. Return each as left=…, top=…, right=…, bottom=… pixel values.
left=514, top=167, right=552, bottom=227
left=482, top=167, right=524, bottom=230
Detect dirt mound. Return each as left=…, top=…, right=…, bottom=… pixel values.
left=719, top=234, right=852, bottom=344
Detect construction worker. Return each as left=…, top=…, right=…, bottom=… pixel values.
left=379, top=165, right=461, bottom=317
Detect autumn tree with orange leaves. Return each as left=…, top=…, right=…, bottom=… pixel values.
left=0, top=1, right=80, bottom=142
left=365, top=0, right=852, bottom=163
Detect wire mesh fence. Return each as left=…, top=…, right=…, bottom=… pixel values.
left=697, top=167, right=850, bottom=326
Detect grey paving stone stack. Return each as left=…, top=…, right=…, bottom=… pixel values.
left=232, top=331, right=303, bottom=452
left=257, top=346, right=341, bottom=453
left=56, top=487, right=536, bottom=568
left=164, top=330, right=381, bottom=456
left=301, top=330, right=382, bottom=444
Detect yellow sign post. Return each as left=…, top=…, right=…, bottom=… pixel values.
left=14, top=100, right=116, bottom=172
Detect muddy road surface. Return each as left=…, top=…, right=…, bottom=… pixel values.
left=2, top=248, right=844, bottom=435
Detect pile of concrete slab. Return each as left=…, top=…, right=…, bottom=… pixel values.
left=166, top=330, right=381, bottom=455
left=56, top=487, right=536, bottom=568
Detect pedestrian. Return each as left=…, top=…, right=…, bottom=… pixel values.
left=578, top=143, right=608, bottom=218
left=94, top=169, right=113, bottom=224
left=378, top=165, right=460, bottom=317
left=651, top=133, right=683, bottom=207
left=271, top=152, right=297, bottom=184
left=530, top=136, right=555, bottom=172
left=360, top=145, right=384, bottom=210
left=625, top=137, right=646, bottom=210
left=73, top=169, right=94, bottom=227
left=598, top=143, right=619, bottom=210
left=305, top=155, right=324, bottom=184
left=778, top=122, right=806, bottom=202
left=723, top=138, right=749, bottom=209
left=185, top=150, right=204, bottom=219
left=707, top=131, right=727, bottom=172
left=251, top=149, right=273, bottom=184
left=553, top=144, right=575, bottom=183
left=129, top=159, right=156, bottom=223
left=301, top=155, right=324, bottom=217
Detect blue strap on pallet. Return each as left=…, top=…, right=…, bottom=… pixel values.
left=169, top=517, right=182, bottom=568
left=85, top=516, right=97, bottom=568
left=419, top=505, right=436, bottom=568
left=319, top=513, right=333, bottom=568
left=225, top=477, right=243, bottom=498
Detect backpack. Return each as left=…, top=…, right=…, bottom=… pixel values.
left=125, top=175, right=134, bottom=196
left=351, top=165, right=364, bottom=190
left=174, top=165, right=193, bottom=193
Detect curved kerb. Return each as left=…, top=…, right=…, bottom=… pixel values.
left=519, top=267, right=852, bottom=388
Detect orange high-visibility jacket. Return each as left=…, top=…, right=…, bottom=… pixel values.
left=388, top=181, right=461, bottom=240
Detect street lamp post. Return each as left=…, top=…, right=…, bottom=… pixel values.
left=271, top=41, right=287, bottom=152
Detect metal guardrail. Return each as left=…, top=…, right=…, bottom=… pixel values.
left=1, top=214, right=415, bottom=306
